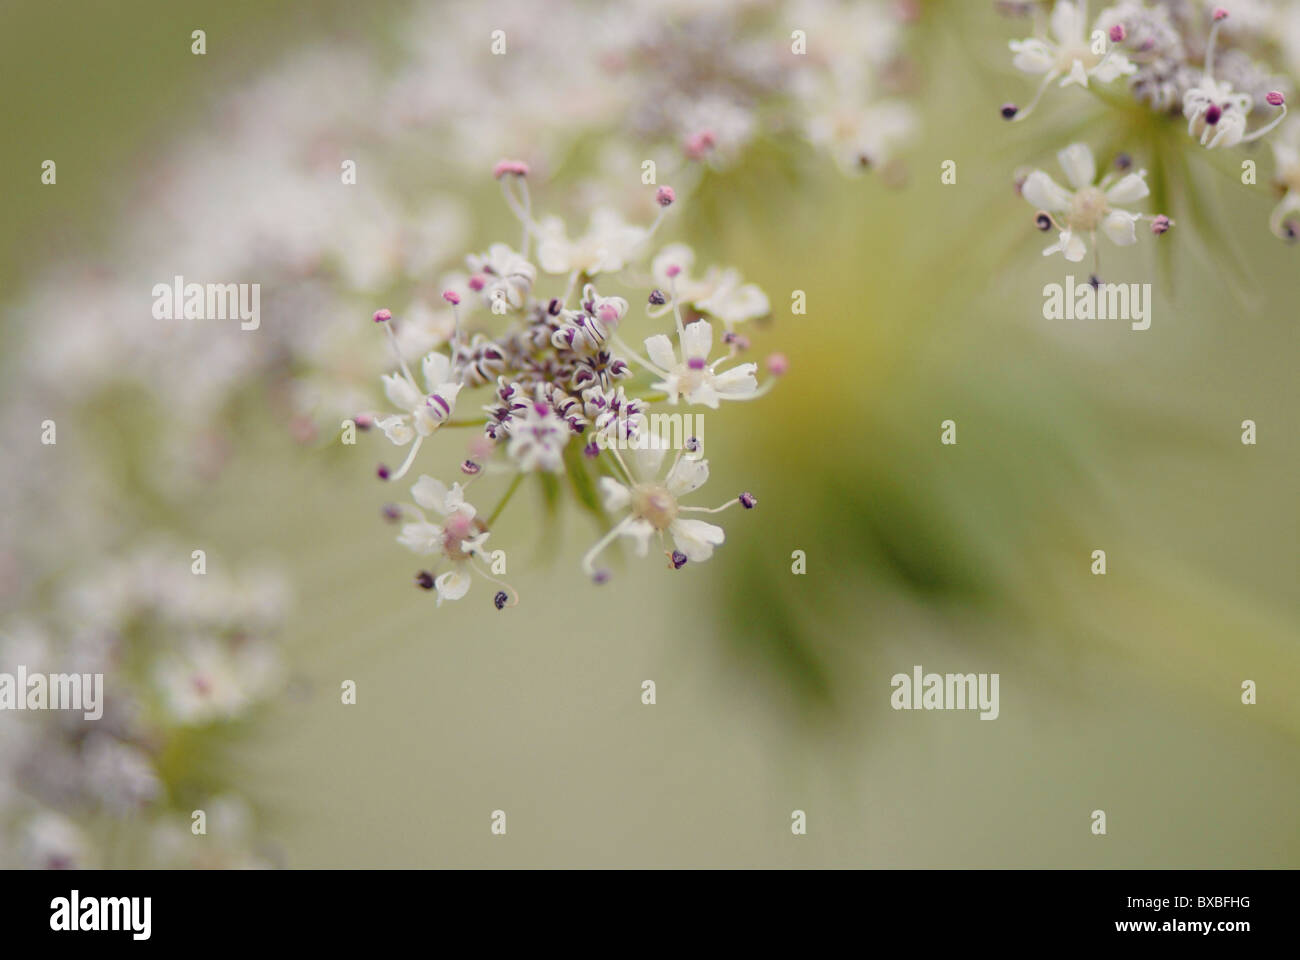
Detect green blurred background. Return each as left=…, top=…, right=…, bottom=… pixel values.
left=2, top=0, right=1296, bottom=867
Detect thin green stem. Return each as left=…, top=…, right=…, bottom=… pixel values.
left=487, top=471, right=526, bottom=526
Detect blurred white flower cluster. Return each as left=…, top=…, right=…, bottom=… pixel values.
left=999, top=1, right=1298, bottom=251
left=0, top=0, right=919, bottom=866
left=0, top=544, right=287, bottom=868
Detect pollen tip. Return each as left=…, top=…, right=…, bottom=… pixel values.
left=376, top=464, right=391, bottom=480
left=670, top=550, right=688, bottom=570
left=493, top=159, right=529, bottom=179
left=381, top=503, right=401, bottom=523
left=1266, top=91, right=1285, bottom=107
left=656, top=185, right=676, bottom=207
left=739, top=492, right=757, bottom=509
left=468, top=274, right=486, bottom=292
left=1108, top=24, right=1125, bottom=43
left=593, top=569, right=611, bottom=585
left=1035, top=211, right=1053, bottom=231
left=1000, top=103, right=1019, bottom=120
left=373, top=308, right=392, bottom=323
left=766, top=353, right=789, bottom=377
left=1151, top=214, right=1172, bottom=235
left=442, top=290, right=461, bottom=306
left=1205, top=103, right=1222, bottom=125
left=1212, top=7, right=1229, bottom=22
left=493, top=590, right=508, bottom=610
left=665, top=264, right=682, bottom=279
left=415, top=570, right=435, bottom=590
left=648, top=289, right=666, bottom=305
left=461, top=459, right=481, bottom=475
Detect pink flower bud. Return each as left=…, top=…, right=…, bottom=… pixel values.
left=442, top=290, right=461, bottom=306
left=1109, top=24, right=1125, bottom=43
left=766, top=353, right=789, bottom=377
left=656, top=185, right=675, bottom=207
left=373, top=308, right=392, bottom=323
left=1212, top=7, right=1228, bottom=21
left=1266, top=91, right=1285, bottom=107
left=468, top=274, right=486, bottom=292
left=665, top=264, right=682, bottom=279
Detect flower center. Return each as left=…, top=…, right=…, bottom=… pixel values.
left=631, top=484, right=679, bottom=530
left=1068, top=186, right=1109, bottom=232
left=442, top=512, right=479, bottom=558
left=1057, top=46, right=1098, bottom=74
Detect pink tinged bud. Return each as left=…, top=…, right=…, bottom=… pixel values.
left=684, top=130, right=716, bottom=159
left=1205, top=104, right=1222, bottom=125
left=597, top=303, right=619, bottom=324
left=766, top=353, right=789, bottom=377
left=656, top=185, right=675, bottom=207
left=1267, top=91, right=1285, bottom=107
left=665, top=264, right=682, bottom=278
left=373, top=308, right=392, bottom=323
left=442, top=290, right=461, bottom=305
left=446, top=513, right=473, bottom=539
left=492, top=159, right=529, bottom=179
left=1212, top=7, right=1228, bottom=22
left=1109, top=24, right=1126, bottom=43
left=354, top=413, right=373, bottom=430
left=1151, top=214, right=1172, bottom=235
left=468, top=274, right=486, bottom=292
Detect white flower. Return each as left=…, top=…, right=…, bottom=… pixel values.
left=593, top=447, right=728, bottom=567
left=805, top=97, right=918, bottom=175
left=1182, top=12, right=1288, bottom=151
left=651, top=244, right=769, bottom=328
left=374, top=350, right=462, bottom=448
left=643, top=319, right=758, bottom=408
left=1022, top=143, right=1150, bottom=263
left=401, top=476, right=490, bottom=606
left=1183, top=75, right=1254, bottom=149
left=19, top=812, right=90, bottom=870
left=1009, top=0, right=1135, bottom=89
left=536, top=209, right=646, bottom=276
left=505, top=402, right=570, bottom=473
left=466, top=243, right=536, bottom=311
left=155, top=635, right=281, bottom=725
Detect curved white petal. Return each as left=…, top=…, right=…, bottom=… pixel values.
left=643, top=333, right=678, bottom=371
left=1105, top=172, right=1149, bottom=205
left=1022, top=171, right=1073, bottom=212
left=666, top=457, right=709, bottom=497
left=1009, top=38, right=1055, bottom=75
left=434, top=568, right=471, bottom=605
left=1050, top=0, right=1084, bottom=44
left=1102, top=210, right=1139, bottom=246
left=397, top=521, right=442, bottom=555
left=670, top=518, right=726, bottom=562
left=382, top=373, right=423, bottom=412
left=599, top=477, right=631, bottom=512
left=422, top=352, right=451, bottom=391
left=411, top=475, right=450, bottom=513
left=620, top=518, right=656, bottom=557
left=680, top=320, right=713, bottom=361
left=712, top=364, right=758, bottom=398
left=1057, top=143, right=1096, bottom=190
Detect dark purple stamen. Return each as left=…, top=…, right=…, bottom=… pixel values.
left=739, top=491, right=757, bottom=509
left=415, top=571, right=434, bottom=590
left=494, top=590, right=508, bottom=610
left=377, top=464, right=390, bottom=480
left=382, top=503, right=401, bottom=523
left=671, top=550, right=688, bottom=569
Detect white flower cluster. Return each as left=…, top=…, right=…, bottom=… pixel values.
left=0, top=544, right=287, bottom=868
left=1000, top=2, right=1297, bottom=247
left=367, top=169, right=783, bottom=607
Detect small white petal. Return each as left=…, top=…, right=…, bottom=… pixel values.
left=599, top=477, right=631, bottom=512
left=397, top=521, right=442, bottom=555
left=666, top=457, right=709, bottom=497
left=1105, top=172, right=1149, bottom=205
left=434, top=569, right=471, bottom=605
left=1022, top=171, right=1073, bottom=212
left=670, top=518, right=726, bottom=562
left=680, top=320, right=714, bottom=361
left=382, top=374, right=423, bottom=412
left=1102, top=210, right=1139, bottom=246
left=411, top=475, right=449, bottom=513
left=643, top=333, right=678, bottom=371
left=1057, top=143, right=1096, bottom=190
